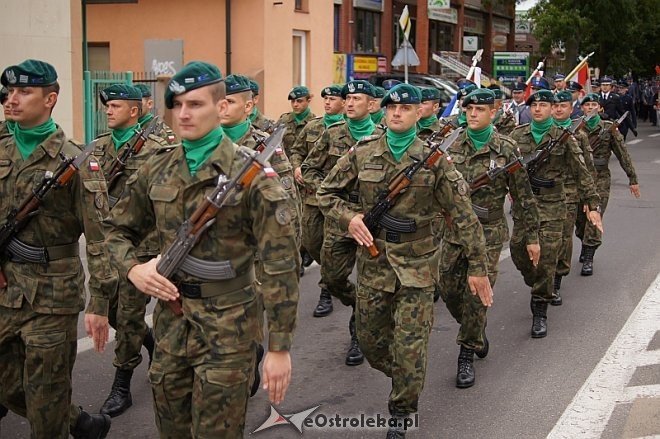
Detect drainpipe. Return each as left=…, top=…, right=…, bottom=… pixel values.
left=226, top=0, right=232, bottom=74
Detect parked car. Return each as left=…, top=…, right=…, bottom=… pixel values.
left=368, top=73, right=459, bottom=110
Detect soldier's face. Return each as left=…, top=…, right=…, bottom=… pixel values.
left=142, top=97, right=154, bottom=112
left=221, top=92, right=252, bottom=126
left=592, top=86, right=600, bottom=93
left=105, top=100, right=139, bottom=129
left=582, top=101, right=600, bottom=115
left=465, top=104, right=495, bottom=130
left=385, top=103, right=421, bottom=132
left=291, top=97, right=310, bottom=114
left=5, top=86, right=56, bottom=128
left=344, top=93, right=372, bottom=120
left=601, top=83, right=612, bottom=93
left=420, top=100, right=439, bottom=118
left=552, top=101, right=572, bottom=120
left=530, top=101, right=552, bottom=121
left=512, top=90, right=524, bottom=104
left=172, top=86, right=225, bottom=141
left=555, top=80, right=566, bottom=90
left=323, top=96, right=344, bottom=115
left=3, top=99, right=11, bottom=121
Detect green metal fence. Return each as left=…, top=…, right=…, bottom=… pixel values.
left=83, top=70, right=133, bottom=143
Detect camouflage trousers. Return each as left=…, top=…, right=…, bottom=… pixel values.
left=556, top=200, right=579, bottom=277
left=301, top=203, right=325, bottom=265
left=355, top=282, right=434, bottom=416
left=109, top=272, right=149, bottom=370
left=321, top=221, right=357, bottom=307
left=511, top=201, right=566, bottom=302
left=0, top=303, right=80, bottom=438
left=576, top=169, right=611, bottom=248
left=148, top=293, right=259, bottom=439
left=438, top=221, right=506, bottom=351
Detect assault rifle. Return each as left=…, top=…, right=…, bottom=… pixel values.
left=156, top=125, right=286, bottom=315
left=362, top=127, right=463, bottom=258
left=612, top=110, right=636, bottom=137
left=0, top=145, right=95, bottom=288
left=469, top=157, right=523, bottom=193
left=522, top=113, right=593, bottom=176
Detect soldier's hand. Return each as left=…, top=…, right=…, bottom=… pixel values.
left=262, top=350, right=292, bottom=405
left=348, top=214, right=373, bottom=247
left=468, top=276, right=493, bottom=307
left=630, top=184, right=640, bottom=198
left=294, top=167, right=304, bottom=185
left=127, top=257, right=179, bottom=301
left=588, top=211, right=604, bottom=234
left=526, top=243, right=541, bottom=267
left=84, top=313, right=109, bottom=353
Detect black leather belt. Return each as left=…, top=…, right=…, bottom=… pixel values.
left=377, top=223, right=432, bottom=243
left=178, top=269, right=255, bottom=299
left=472, top=204, right=504, bottom=223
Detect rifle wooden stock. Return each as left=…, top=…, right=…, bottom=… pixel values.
left=469, top=160, right=522, bottom=192
left=107, top=117, right=159, bottom=189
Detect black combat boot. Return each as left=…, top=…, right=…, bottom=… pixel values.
left=475, top=330, right=489, bottom=359
left=581, top=246, right=596, bottom=276
left=0, top=404, right=7, bottom=418
left=554, top=274, right=562, bottom=291
left=551, top=276, right=562, bottom=306
left=456, top=345, right=475, bottom=388
left=143, top=327, right=155, bottom=367
left=579, top=245, right=586, bottom=263
left=71, top=408, right=111, bottom=439
left=346, top=314, right=364, bottom=366
left=433, top=285, right=441, bottom=303
left=530, top=299, right=548, bottom=338
left=100, top=369, right=133, bottom=417
left=312, top=289, right=333, bottom=317
left=386, top=417, right=408, bottom=439
left=251, top=344, right=265, bottom=397
left=301, top=249, right=314, bottom=267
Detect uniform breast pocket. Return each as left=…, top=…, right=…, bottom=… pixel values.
left=409, top=168, right=436, bottom=210
left=212, top=190, right=245, bottom=237
left=148, top=184, right=179, bottom=230
left=358, top=169, right=385, bottom=205
left=82, top=179, right=109, bottom=222
left=0, top=162, right=14, bottom=213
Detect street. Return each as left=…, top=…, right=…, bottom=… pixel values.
left=2, top=123, right=659, bottom=439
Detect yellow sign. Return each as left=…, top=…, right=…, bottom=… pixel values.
left=333, top=54, right=347, bottom=83
left=353, top=56, right=378, bottom=73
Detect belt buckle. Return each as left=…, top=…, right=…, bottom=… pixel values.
left=385, top=231, right=400, bottom=243
left=181, top=283, right=202, bottom=299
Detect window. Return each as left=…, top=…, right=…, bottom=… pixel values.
left=292, top=31, right=307, bottom=86
left=295, top=0, right=308, bottom=12
left=88, top=43, right=110, bottom=71
left=354, top=8, right=381, bottom=54
left=334, top=4, right=341, bottom=52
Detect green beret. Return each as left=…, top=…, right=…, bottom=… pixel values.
left=580, top=93, right=601, bottom=105
left=225, top=74, right=252, bottom=95
left=288, top=85, right=310, bottom=100
left=1, top=59, right=57, bottom=87
left=341, top=80, right=376, bottom=98
left=525, top=89, right=554, bottom=106
left=458, top=84, right=478, bottom=98
left=321, top=84, right=343, bottom=98
left=249, top=80, right=259, bottom=95
left=0, top=87, right=7, bottom=104
left=165, top=61, right=223, bottom=109
left=100, top=84, right=143, bottom=105
left=420, top=87, right=441, bottom=102
left=492, top=89, right=503, bottom=99
left=134, top=83, right=152, bottom=98
left=380, top=84, right=422, bottom=107
left=553, top=90, right=573, bottom=103
left=373, top=86, right=386, bottom=99
left=461, top=88, right=496, bottom=107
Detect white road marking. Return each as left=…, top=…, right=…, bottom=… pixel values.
left=649, top=133, right=660, bottom=138
left=499, top=247, right=511, bottom=262
left=548, top=272, right=660, bottom=439
left=626, top=139, right=643, bottom=145
left=77, top=313, right=153, bottom=354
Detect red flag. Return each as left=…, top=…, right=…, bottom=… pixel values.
left=570, top=62, right=591, bottom=94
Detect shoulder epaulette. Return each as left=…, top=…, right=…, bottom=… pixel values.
left=95, top=131, right=111, bottom=140
left=154, top=142, right=179, bottom=154
left=326, top=119, right=346, bottom=130
left=356, top=131, right=385, bottom=144
left=147, top=133, right=171, bottom=146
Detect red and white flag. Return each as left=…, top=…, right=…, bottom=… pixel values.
left=570, top=61, right=591, bottom=94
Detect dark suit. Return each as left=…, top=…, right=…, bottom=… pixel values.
left=619, top=92, right=636, bottom=138
left=600, top=92, right=624, bottom=120
left=570, top=101, right=583, bottom=119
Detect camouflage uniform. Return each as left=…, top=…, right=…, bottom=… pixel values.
left=104, top=135, right=299, bottom=438
left=317, top=133, right=488, bottom=416
left=417, top=119, right=446, bottom=243
left=277, top=110, right=315, bottom=157
left=509, top=124, right=599, bottom=303
left=140, top=113, right=178, bottom=146
left=250, top=109, right=275, bottom=134
left=0, top=127, right=116, bottom=437
left=494, top=112, right=517, bottom=136
left=439, top=131, right=539, bottom=351
left=575, top=120, right=637, bottom=248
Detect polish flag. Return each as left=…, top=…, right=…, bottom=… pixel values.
left=570, top=62, right=591, bottom=94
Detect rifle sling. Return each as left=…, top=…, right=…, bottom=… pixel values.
left=178, top=267, right=256, bottom=299
left=377, top=222, right=432, bottom=244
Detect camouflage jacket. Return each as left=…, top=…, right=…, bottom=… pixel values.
left=0, top=127, right=116, bottom=316
left=154, top=119, right=178, bottom=145
left=104, top=135, right=299, bottom=351
left=446, top=130, right=539, bottom=245
left=494, top=111, right=517, bottom=136
left=251, top=109, right=275, bottom=134
left=93, top=131, right=171, bottom=258
left=417, top=118, right=442, bottom=142
left=277, top=110, right=316, bottom=156
left=317, top=133, right=488, bottom=292
left=509, top=124, right=600, bottom=220
left=288, top=116, right=325, bottom=170
left=584, top=120, right=638, bottom=185
left=564, top=128, right=595, bottom=203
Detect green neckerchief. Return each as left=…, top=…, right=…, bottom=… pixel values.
left=370, top=109, right=384, bottom=124
left=222, top=119, right=251, bottom=143
left=182, top=125, right=224, bottom=176
left=586, top=114, right=601, bottom=131
left=6, top=120, right=16, bottom=134
left=12, top=117, right=57, bottom=160
left=417, top=115, right=437, bottom=131
left=553, top=117, right=572, bottom=129
left=323, top=113, right=344, bottom=128
left=386, top=126, right=417, bottom=162
left=293, top=107, right=311, bottom=124
left=248, top=106, right=259, bottom=123
left=346, top=115, right=376, bottom=142
left=138, top=112, right=155, bottom=126
left=530, top=118, right=554, bottom=145
left=457, top=111, right=467, bottom=128
left=467, top=124, right=494, bottom=151
left=111, top=123, right=140, bottom=151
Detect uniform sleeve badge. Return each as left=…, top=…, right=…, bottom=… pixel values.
left=89, top=160, right=100, bottom=172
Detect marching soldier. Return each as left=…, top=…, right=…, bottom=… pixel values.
left=591, top=78, right=601, bottom=95
left=317, top=83, right=492, bottom=438
left=417, top=87, right=442, bottom=137
left=104, top=61, right=299, bottom=437
left=277, top=85, right=315, bottom=157
left=134, top=83, right=178, bottom=144
left=370, top=86, right=387, bottom=125
left=553, top=73, right=567, bottom=92
left=302, top=80, right=385, bottom=365
left=599, top=76, right=624, bottom=121
left=568, top=81, right=584, bottom=119
left=490, top=86, right=517, bottom=135
left=439, top=88, right=540, bottom=388
left=509, top=89, right=602, bottom=338
left=0, top=59, right=115, bottom=438
left=575, top=93, right=640, bottom=276
left=508, top=82, right=527, bottom=125
left=248, top=79, right=275, bottom=133
left=519, top=76, right=551, bottom=125
left=92, top=84, right=165, bottom=418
